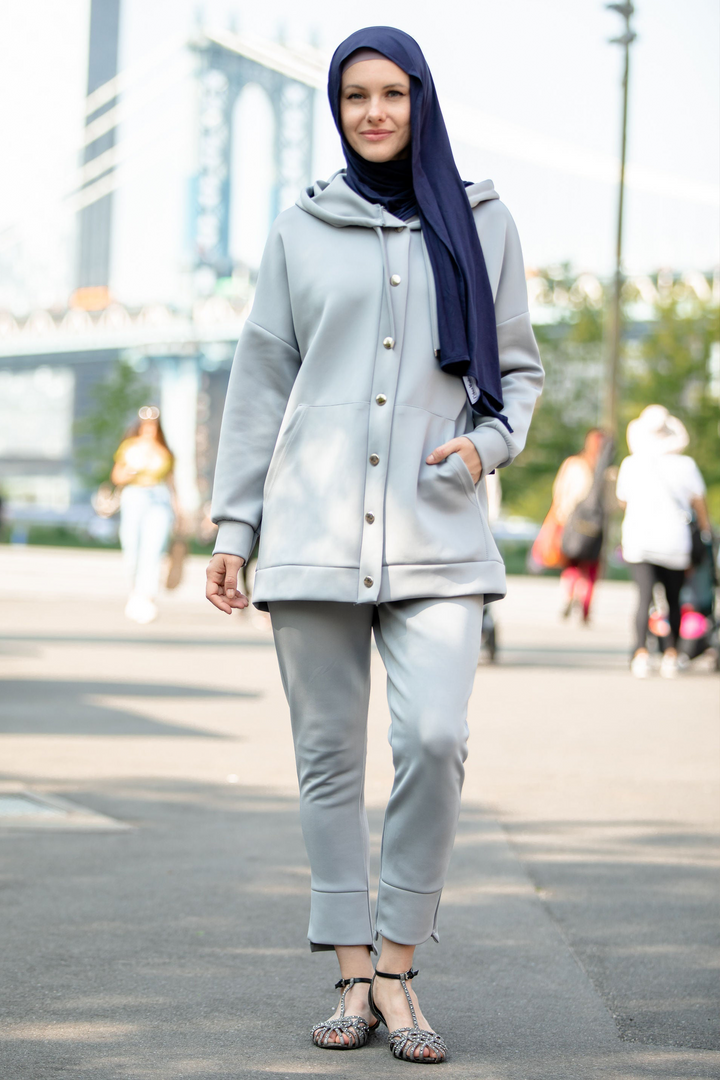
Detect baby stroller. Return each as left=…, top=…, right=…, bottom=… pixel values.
left=678, top=541, right=718, bottom=668
left=648, top=539, right=719, bottom=670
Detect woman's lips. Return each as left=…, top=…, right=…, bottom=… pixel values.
left=360, top=131, right=393, bottom=141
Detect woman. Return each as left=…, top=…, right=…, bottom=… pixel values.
left=552, top=429, right=607, bottom=622
left=112, top=406, right=176, bottom=624
left=616, top=405, right=711, bottom=679
left=206, top=27, right=543, bottom=1062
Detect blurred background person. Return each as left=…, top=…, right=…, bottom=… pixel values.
left=534, top=429, right=611, bottom=622
left=616, top=405, right=712, bottom=679
left=111, top=406, right=177, bottom=624
left=557, top=428, right=614, bottom=623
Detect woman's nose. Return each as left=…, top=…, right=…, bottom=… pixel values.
left=366, top=97, right=386, bottom=123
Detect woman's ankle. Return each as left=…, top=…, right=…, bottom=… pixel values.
left=335, top=944, right=374, bottom=982
left=376, top=935, right=416, bottom=975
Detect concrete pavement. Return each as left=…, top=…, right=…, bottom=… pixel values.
left=0, top=546, right=717, bottom=1079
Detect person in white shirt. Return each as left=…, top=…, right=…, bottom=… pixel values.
left=616, top=405, right=711, bottom=678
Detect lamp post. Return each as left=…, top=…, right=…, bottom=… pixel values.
left=604, top=2, right=636, bottom=435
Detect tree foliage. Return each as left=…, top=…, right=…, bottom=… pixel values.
left=502, top=270, right=719, bottom=521
left=501, top=270, right=605, bottom=521
left=74, top=361, right=150, bottom=488
left=620, top=283, right=720, bottom=517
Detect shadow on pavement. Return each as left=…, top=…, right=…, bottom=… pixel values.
left=0, top=633, right=275, bottom=648
left=500, top=816, right=720, bottom=1052
left=0, top=781, right=718, bottom=1078
left=0, top=680, right=258, bottom=737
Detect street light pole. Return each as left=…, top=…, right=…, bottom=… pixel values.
left=604, top=3, right=636, bottom=435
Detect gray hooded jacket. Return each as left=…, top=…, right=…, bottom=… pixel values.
left=211, top=172, right=543, bottom=607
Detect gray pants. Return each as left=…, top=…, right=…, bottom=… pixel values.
left=269, top=596, right=484, bottom=951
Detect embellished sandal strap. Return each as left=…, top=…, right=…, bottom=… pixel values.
left=389, top=1026, right=447, bottom=1062
left=373, top=969, right=420, bottom=1029
left=312, top=1014, right=373, bottom=1050
left=373, top=967, right=418, bottom=982
left=334, top=976, right=373, bottom=989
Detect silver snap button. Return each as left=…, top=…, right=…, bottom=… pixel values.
left=363, top=576, right=374, bottom=588
left=375, top=394, right=387, bottom=405
left=365, top=512, right=375, bottom=524
left=390, top=274, right=401, bottom=286
left=369, top=454, right=379, bottom=466
left=382, top=337, right=394, bottom=349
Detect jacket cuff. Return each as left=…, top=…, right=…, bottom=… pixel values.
left=212, top=521, right=257, bottom=563
left=465, top=425, right=511, bottom=475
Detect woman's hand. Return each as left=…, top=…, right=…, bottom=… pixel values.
left=206, top=553, right=248, bottom=614
left=426, top=437, right=483, bottom=484
left=691, top=495, right=711, bottom=537
left=110, top=462, right=135, bottom=486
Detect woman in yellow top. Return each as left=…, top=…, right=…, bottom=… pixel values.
left=111, top=406, right=176, bottom=623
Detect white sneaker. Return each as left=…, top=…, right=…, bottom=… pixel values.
left=660, top=652, right=679, bottom=679
left=125, top=594, right=158, bottom=624
left=630, top=651, right=651, bottom=678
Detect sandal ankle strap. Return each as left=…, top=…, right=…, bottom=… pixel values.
left=335, top=976, right=373, bottom=989
left=373, top=967, right=418, bottom=982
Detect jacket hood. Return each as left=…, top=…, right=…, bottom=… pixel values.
left=297, top=170, right=499, bottom=229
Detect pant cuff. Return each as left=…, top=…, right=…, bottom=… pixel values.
left=374, top=879, right=442, bottom=946
left=308, top=888, right=374, bottom=950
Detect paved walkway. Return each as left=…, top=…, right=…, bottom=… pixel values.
left=0, top=547, right=717, bottom=1079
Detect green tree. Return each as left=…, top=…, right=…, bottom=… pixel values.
left=502, top=270, right=719, bottom=522
left=501, top=270, right=605, bottom=521
left=620, top=283, right=720, bottom=517
left=74, top=360, right=151, bottom=488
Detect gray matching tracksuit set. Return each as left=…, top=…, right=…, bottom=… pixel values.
left=211, top=172, right=544, bottom=950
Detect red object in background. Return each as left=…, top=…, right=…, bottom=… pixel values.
left=648, top=609, right=671, bottom=639
left=531, top=505, right=567, bottom=569
left=680, top=607, right=710, bottom=641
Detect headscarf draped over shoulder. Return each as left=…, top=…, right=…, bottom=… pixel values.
left=328, top=26, right=508, bottom=427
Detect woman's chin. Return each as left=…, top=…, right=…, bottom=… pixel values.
left=357, top=145, right=401, bottom=164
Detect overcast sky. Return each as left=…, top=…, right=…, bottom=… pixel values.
left=1, top=0, right=718, bottom=310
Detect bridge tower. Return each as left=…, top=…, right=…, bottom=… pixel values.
left=190, top=30, right=319, bottom=282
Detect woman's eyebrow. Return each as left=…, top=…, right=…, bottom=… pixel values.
left=343, top=82, right=407, bottom=91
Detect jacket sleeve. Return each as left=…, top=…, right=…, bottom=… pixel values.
left=211, top=220, right=301, bottom=561
left=464, top=204, right=544, bottom=475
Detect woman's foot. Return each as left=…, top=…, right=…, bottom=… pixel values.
left=312, top=978, right=376, bottom=1048
left=660, top=649, right=679, bottom=679
left=371, top=971, right=443, bottom=1061
left=630, top=649, right=651, bottom=678
left=124, top=593, right=158, bottom=624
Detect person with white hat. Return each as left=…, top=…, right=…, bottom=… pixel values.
left=616, top=405, right=711, bottom=678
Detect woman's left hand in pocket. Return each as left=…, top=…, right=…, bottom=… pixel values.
left=426, top=437, right=483, bottom=484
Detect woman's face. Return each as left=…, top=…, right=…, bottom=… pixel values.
left=340, top=58, right=411, bottom=163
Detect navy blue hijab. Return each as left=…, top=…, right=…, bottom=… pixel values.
left=328, top=26, right=508, bottom=428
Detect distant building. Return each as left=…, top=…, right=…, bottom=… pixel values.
left=0, top=0, right=321, bottom=534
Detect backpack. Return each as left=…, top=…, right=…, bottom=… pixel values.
left=561, top=437, right=615, bottom=562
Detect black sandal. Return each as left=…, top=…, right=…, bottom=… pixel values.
left=369, top=967, right=447, bottom=1063
left=311, top=977, right=379, bottom=1050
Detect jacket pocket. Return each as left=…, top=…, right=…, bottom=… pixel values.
left=384, top=409, right=488, bottom=566
left=259, top=402, right=369, bottom=569
left=446, top=450, right=480, bottom=503
left=263, top=405, right=307, bottom=499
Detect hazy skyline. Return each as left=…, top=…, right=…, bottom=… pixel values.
left=1, top=0, right=718, bottom=311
